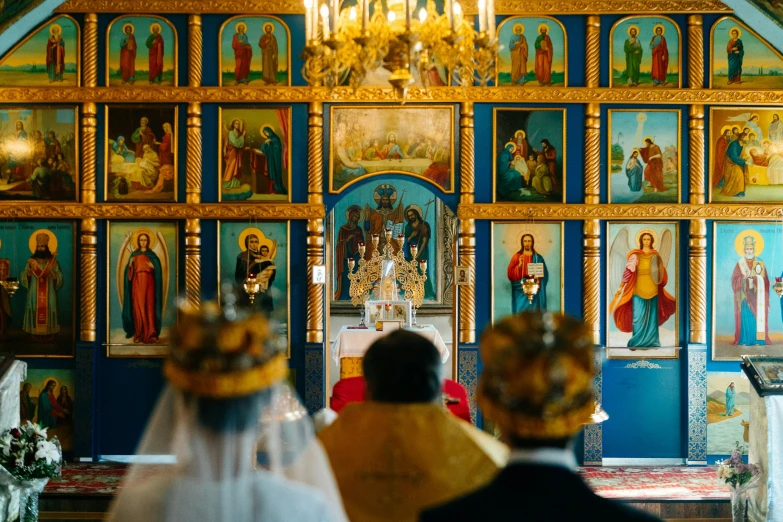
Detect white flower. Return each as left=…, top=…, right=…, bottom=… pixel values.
left=35, top=440, right=60, bottom=465
left=25, top=421, right=47, bottom=439
left=0, top=433, right=12, bottom=457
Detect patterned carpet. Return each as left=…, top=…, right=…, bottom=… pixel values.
left=43, top=464, right=729, bottom=501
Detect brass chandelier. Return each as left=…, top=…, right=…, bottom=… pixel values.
left=302, top=0, right=499, bottom=96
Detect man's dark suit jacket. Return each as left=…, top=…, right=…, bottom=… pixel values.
left=420, top=464, right=663, bottom=522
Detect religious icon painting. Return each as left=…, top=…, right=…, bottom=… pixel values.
left=219, top=15, right=290, bottom=86
left=609, top=16, right=681, bottom=88
left=706, top=372, right=750, bottom=456
left=712, top=222, right=783, bottom=361
left=709, top=107, right=783, bottom=203
left=0, top=15, right=79, bottom=87
left=218, top=107, right=291, bottom=202
left=106, top=221, right=178, bottom=357
left=105, top=105, right=177, bottom=202
left=490, top=222, right=563, bottom=323
left=0, top=106, right=78, bottom=201
left=106, top=15, right=177, bottom=87
left=710, top=17, right=783, bottom=90
left=607, top=109, right=681, bottom=204
left=329, top=106, right=454, bottom=193
left=493, top=108, right=566, bottom=203
left=495, top=16, right=567, bottom=87
left=21, top=369, right=75, bottom=452
left=606, top=222, right=678, bottom=359
left=329, top=178, right=454, bottom=309
left=0, top=221, right=76, bottom=357
left=217, top=221, right=290, bottom=356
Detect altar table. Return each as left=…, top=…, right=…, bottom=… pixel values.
left=331, top=325, right=450, bottom=366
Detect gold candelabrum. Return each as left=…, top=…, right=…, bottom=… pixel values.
left=0, top=278, right=19, bottom=297
left=243, top=275, right=261, bottom=305
left=520, top=277, right=540, bottom=303
left=301, top=0, right=498, bottom=97
left=347, top=228, right=428, bottom=322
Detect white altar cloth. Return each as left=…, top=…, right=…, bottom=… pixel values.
left=331, top=325, right=449, bottom=365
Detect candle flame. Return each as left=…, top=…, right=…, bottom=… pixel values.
left=304, top=0, right=312, bottom=8
left=320, top=4, right=330, bottom=19
left=387, top=10, right=396, bottom=22
left=453, top=1, right=462, bottom=16
left=349, top=6, right=357, bottom=20
left=418, top=7, right=427, bottom=23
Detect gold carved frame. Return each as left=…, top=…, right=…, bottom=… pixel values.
left=608, top=15, right=683, bottom=89
left=105, top=14, right=179, bottom=88
left=494, top=15, right=569, bottom=87
left=217, top=15, right=292, bottom=87
left=708, top=16, right=783, bottom=90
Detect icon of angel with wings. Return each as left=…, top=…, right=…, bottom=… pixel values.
left=222, top=118, right=247, bottom=189
left=117, top=227, right=170, bottom=344
left=609, top=226, right=676, bottom=347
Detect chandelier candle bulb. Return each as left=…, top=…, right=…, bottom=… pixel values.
left=447, top=0, right=454, bottom=32
left=304, top=0, right=313, bottom=40
left=418, top=8, right=427, bottom=24
left=349, top=6, right=356, bottom=21
left=362, top=0, right=368, bottom=31
left=477, top=0, right=486, bottom=33
left=405, top=0, right=411, bottom=30
left=331, top=0, right=339, bottom=36
left=320, top=4, right=330, bottom=40
left=487, top=0, right=495, bottom=39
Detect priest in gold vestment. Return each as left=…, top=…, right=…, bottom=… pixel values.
left=319, top=330, right=507, bottom=522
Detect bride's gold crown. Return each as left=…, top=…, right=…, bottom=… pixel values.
left=164, top=298, right=288, bottom=399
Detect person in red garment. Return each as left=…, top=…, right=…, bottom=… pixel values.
left=420, top=313, right=662, bottom=522
left=119, top=23, right=137, bottom=84
left=232, top=22, right=252, bottom=85
left=122, top=232, right=163, bottom=344
left=146, top=22, right=164, bottom=84
left=639, top=137, right=665, bottom=192
left=649, top=24, right=669, bottom=86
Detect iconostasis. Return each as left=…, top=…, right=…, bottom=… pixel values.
left=0, top=0, right=781, bottom=464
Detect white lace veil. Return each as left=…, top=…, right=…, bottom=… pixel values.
left=106, top=299, right=348, bottom=522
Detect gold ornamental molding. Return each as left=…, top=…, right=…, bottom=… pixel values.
left=56, top=0, right=731, bottom=13
left=0, top=203, right=324, bottom=219
left=3, top=87, right=783, bottom=104
left=458, top=204, right=783, bottom=221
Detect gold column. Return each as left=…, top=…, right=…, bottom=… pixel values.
left=81, top=103, right=97, bottom=203
left=185, top=219, right=202, bottom=309
left=689, top=220, right=707, bottom=344
left=583, top=102, right=601, bottom=344
left=689, top=105, right=705, bottom=205
left=186, top=102, right=202, bottom=204
left=687, top=15, right=704, bottom=89
left=188, top=15, right=203, bottom=87
left=83, top=13, right=98, bottom=87
left=79, top=219, right=98, bottom=342
left=307, top=102, right=325, bottom=344
left=458, top=102, right=476, bottom=344
left=585, top=16, right=601, bottom=88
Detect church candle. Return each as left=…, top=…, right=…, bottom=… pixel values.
left=487, top=0, right=495, bottom=39
left=477, top=0, right=486, bottom=33
left=320, top=4, right=331, bottom=40
left=304, top=0, right=313, bottom=40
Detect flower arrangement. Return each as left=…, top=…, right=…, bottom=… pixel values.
left=0, top=422, right=62, bottom=482
left=716, top=442, right=760, bottom=489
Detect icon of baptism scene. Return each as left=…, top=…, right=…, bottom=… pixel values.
left=713, top=223, right=783, bottom=360
left=608, top=110, right=680, bottom=203
left=20, top=369, right=75, bottom=451
left=220, top=16, right=289, bottom=86
left=707, top=372, right=750, bottom=456
left=0, top=222, right=75, bottom=357
left=218, top=221, right=289, bottom=344
left=0, top=15, right=78, bottom=86
left=711, top=17, right=783, bottom=89
left=106, top=105, right=177, bottom=202
left=494, top=108, right=565, bottom=202
left=491, top=222, right=562, bottom=322
left=220, top=107, right=290, bottom=201
left=711, top=107, right=783, bottom=202
left=107, top=222, right=177, bottom=357
left=607, top=222, right=678, bottom=358
left=611, top=16, right=680, bottom=88
left=0, top=106, right=77, bottom=201
left=330, top=106, right=453, bottom=193
left=107, top=15, right=176, bottom=87
left=495, top=16, right=566, bottom=87
left=331, top=179, right=444, bottom=306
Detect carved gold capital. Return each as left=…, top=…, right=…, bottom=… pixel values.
left=188, top=15, right=203, bottom=87
left=458, top=219, right=476, bottom=344
left=586, top=16, right=601, bottom=89
left=186, top=102, right=202, bottom=203
left=80, top=218, right=98, bottom=341
left=583, top=219, right=601, bottom=345
left=83, top=14, right=98, bottom=87
left=459, top=102, right=475, bottom=202
left=81, top=103, right=98, bottom=204
left=687, top=15, right=704, bottom=89
left=307, top=219, right=325, bottom=344
left=308, top=102, right=325, bottom=202
left=689, top=219, right=707, bottom=344
left=185, top=218, right=202, bottom=309
left=7, top=87, right=783, bottom=104
left=689, top=104, right=706, bottom=204
left=585, top=103, right=601, bottom=204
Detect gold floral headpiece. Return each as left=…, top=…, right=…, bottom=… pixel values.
left=477, top=312, right=595, bottom=439
left=164, top=300, right=288, bottom=399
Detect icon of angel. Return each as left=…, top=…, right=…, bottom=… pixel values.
left=117, top=228, right=170, bottom=344
left=222, top=118, right=247, bottom=188
left=608, top=227, right=676, bottom=347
